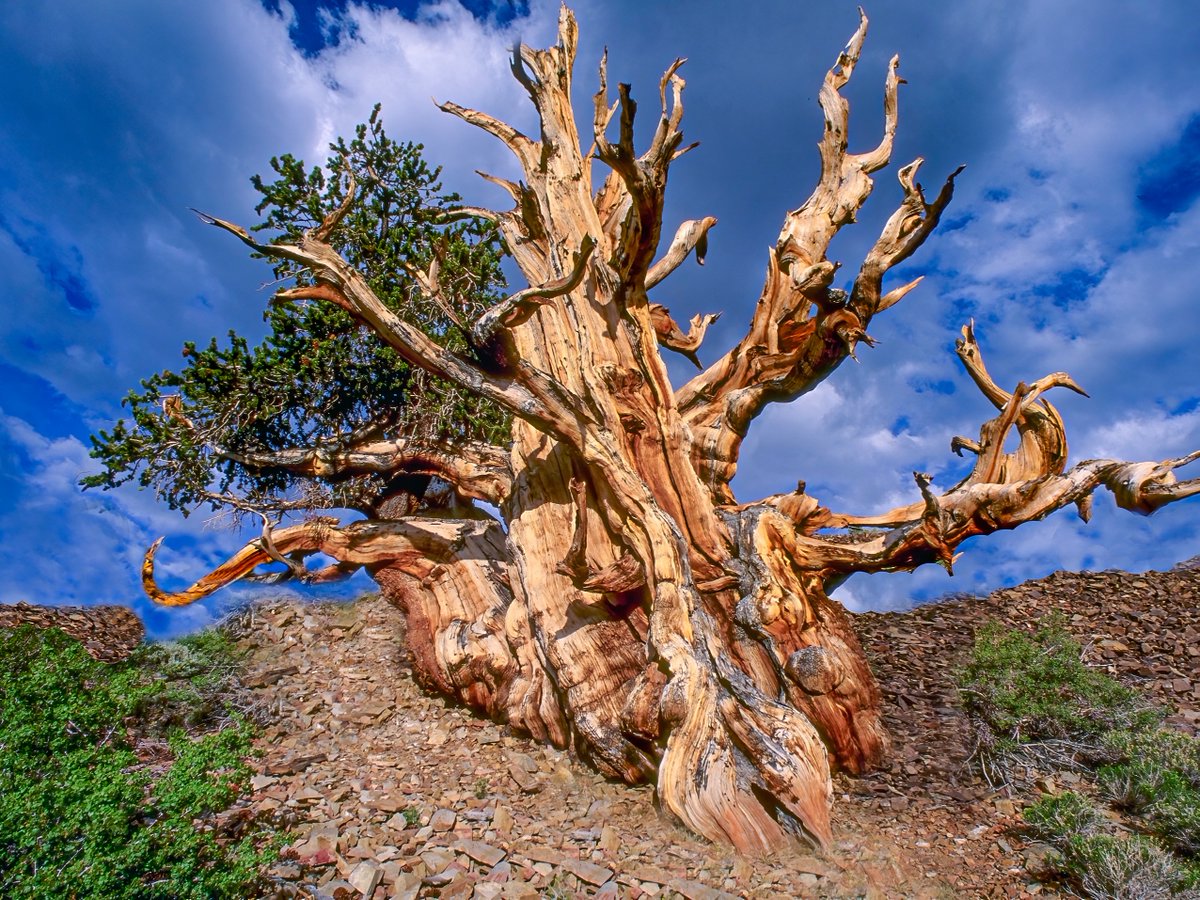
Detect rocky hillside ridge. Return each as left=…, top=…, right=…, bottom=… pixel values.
left=0, top=601, right=144, bottom=662
left=3, top=560, right=1198, bottom=898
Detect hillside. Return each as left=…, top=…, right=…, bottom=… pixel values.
left=4, top=561, right=1198, bottom=898
left=235, top=562, right=1199, bottom=898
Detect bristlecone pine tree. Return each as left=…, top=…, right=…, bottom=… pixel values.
left=90, top=10, right=1200, bottom=852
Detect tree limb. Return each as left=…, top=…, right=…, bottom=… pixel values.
left=436, top=101, right=539, bottom=173
left=646, top=216, right=717, bottom=289
left=675, top=12, right=959, bottom=503
left=649, top=305, right=719, bottom=368
left=813, top=454, right=1200, bottom=579
left=592, top=49, right=689, bottom=286
left=214, top=436, right=513, bottom=506
left=791, top=324, right=1198, bottom=575
left=851, top=160, right=963, bottom=317
left=142, top=514, right=496, bottom=606
left=472, top=236, right=596, bottom=343
left=192, top=209, right=585, bottom=446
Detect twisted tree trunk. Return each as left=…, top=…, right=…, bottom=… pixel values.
left=143, top=9, right=1199, bottom=853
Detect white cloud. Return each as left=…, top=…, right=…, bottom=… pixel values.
left=1, top=0, right=1197, bottom=632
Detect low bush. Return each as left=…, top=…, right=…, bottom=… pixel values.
left=959, top=613, right=1158, bottom=784
left=1100, top=729, right=1200, bottom=857
left=1104, top=728, right=1200, bottom=784
left=1023, top=793, right=1199, bottom=898
left=1098, top=757, right=1169, bottom=814
left=127, top=628, right=257, bottom=733
left=962, top=617, right=1200, bottom=897
left=0, top=623, right=278, bottom=899
left=1022, top=790, right=1100, bottom=842
left=1062, top=833, right=1191, bottom=900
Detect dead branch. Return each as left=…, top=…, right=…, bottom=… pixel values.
left=214, top=437, right=513, bottom=506
left=646, top=216, right=717, bottom=289
left=675, top=12, right=960, bottom=503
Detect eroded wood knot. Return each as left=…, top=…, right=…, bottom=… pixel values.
left=598, top=365, right=644, bottom=396
left=785, top=646, right=844, bottom=695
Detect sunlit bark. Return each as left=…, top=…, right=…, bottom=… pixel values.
left=144, top=9, right=1199, bottom=853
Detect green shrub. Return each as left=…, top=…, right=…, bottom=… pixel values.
left=127, top=627, right=252, bottom=733
left=1147, top=771, right=1200, bottom=857
left=0, top=623, right=277, bottom=899
left=1023, top=791, right=1100, bottom=842
left=1104, top=728, right=1200, bottom=788
left=1021, top=794, right=1197, bottom=898
left=966, top=619, right=1200, bottom=896
left=1098, top=758, right=1168, bottom=814
left=1099, top=729, right=1200, bottom=858
left=1061, top=833, right=1188, bottom=900
left=959, top=614, right=1158, bottom=782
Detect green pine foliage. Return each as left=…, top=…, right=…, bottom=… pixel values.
left=0, top=625, right=278, bottom=899
left=83, top=105, right=510, bottom=518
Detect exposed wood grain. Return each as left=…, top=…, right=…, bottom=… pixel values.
left=144, top=8, right=1198, bottom=855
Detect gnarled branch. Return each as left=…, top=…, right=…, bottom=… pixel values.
left=592, top=48, right=689, bottom=286
left=675, top=12, right=958, bottom=503
left=851, top=160, right=963, bottom=316
left=192, top=209, right=586, bottom=447
left=214, top=436, right=513, bottom=506
left=649, top=305, right=719, bottom=368
left=646, top=216, right=716, bottom=289
left=472, top=236, right=596, bottom=343
left=801, top=324, right=1197, bottom=575
left=437, top=101, right=539, bottom=173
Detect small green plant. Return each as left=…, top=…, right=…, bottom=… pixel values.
left=1023, top=790, right=1100, bottom=842
left=1061, top=833, right=1189, bottom=900
left=474, top=777, right=489, bottom=799
left=402, top=805, right=421, bottom=827
left=958, top=614, right=1157, bottom=783
left=1104, top=727, right=1200, bottom=787
left=0, top=623, right=278, bottom=899
left=1021, top=793, right=1197, bottom=898
left=1100, top=728, right=1200, bottom=857
left=541, top=873, right=574, bottom=900
left=964, top=618, right=1200, bottom=896
left=1146, top=771, right=1200, bottom=857
left=1098, top=757, right=1167, bottom=814
left=128, top=627, right=255, bottom=732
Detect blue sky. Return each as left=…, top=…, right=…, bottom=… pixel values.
left=2, top=0, right=1198, bottom=636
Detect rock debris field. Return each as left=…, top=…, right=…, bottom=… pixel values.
left=6, top=560, right=1198, bottom=898
left=230, top=562, right=1200, bottom=899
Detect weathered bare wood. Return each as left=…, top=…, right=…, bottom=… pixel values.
left=149, top=7, right=1198, bottom=856
left=213, top=437, right=513, bottom=506
left=675, top=12, right=961, bottom=503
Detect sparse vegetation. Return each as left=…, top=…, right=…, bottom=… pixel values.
left=0, top=623, right=279, bottom=899
left=1022, top=790, right=1100, bottom=841
left=960, top=616, right=1200, bottom=898
left=1100, top=730, right=1200, bottom=857
left=1023, top=792, right=1199, bottom=899
left=959, top=613, right=1158, bottom=784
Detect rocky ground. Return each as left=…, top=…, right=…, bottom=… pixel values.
left=5, top=560, right=1198, bottom=898
left=232, top=561, right=1199, bottom=899
left=0, top=601, right=144, bottom=662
